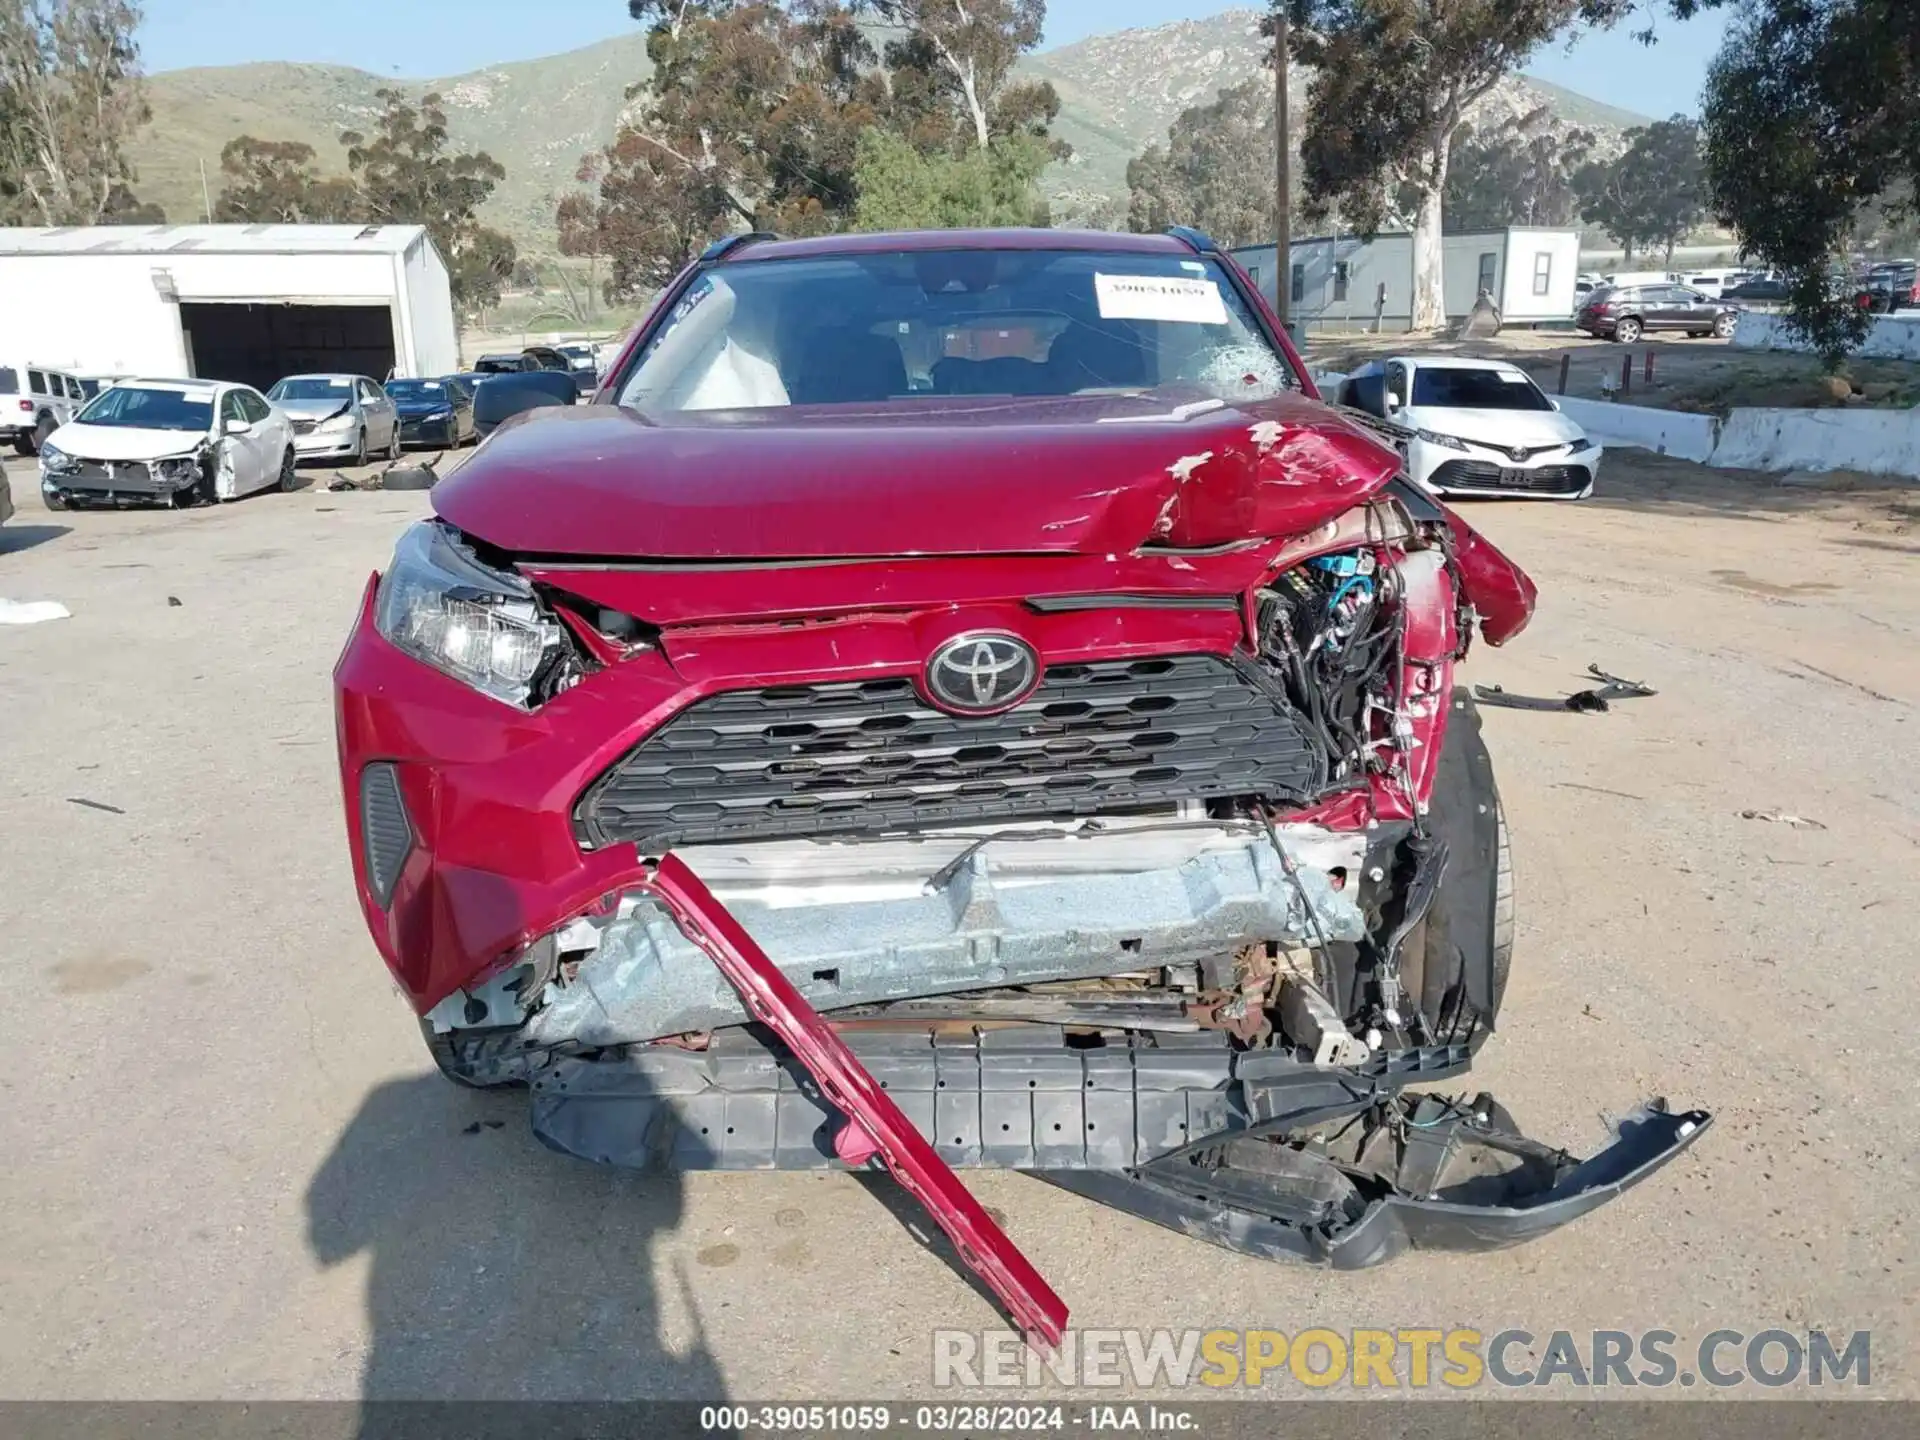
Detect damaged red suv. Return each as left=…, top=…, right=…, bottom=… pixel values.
left=335, top=229, right=1705, bottom=1317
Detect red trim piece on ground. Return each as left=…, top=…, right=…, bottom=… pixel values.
left=646, top=853, right=1071, bottom=1352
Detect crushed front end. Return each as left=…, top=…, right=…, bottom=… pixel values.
left=334, top=433, right=1706, bottom=1274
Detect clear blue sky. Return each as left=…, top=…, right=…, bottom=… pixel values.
left=139, top=1, right=1728, bottom=120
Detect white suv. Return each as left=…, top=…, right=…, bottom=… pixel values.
left=2, top=361, right=84, bottom=456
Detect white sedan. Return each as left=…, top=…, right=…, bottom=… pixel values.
left=38, top=378, right=297, bottom=510
left=1336, top=356, right=1601, bottom=500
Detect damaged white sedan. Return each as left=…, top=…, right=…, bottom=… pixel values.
left=38, top=378, right=296, bottom=510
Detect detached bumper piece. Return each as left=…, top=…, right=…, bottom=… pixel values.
left=1045, top=1094, right=1709, bottom=1269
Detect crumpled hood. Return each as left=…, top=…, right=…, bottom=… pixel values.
left=46, top=421, right=207, bottom=461
left=278, top=400, right=352, bottom=423
left=433, top=392, right=1400, bottom=558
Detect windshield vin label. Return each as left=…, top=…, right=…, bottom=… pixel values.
left=1095, top=273, right=1229, bottom=325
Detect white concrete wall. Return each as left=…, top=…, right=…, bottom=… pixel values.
left=1732, top=309, right=1920, bottom=361
left=1713, top=406, right=1920, bottom=478
left=1555, top=395, right=1721, bottom=463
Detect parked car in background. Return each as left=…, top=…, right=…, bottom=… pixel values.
left=1682, top=271, right=1745, bottom=299
left=385, top=376, right=476, bottom=449
left=38, top=378, right=295, bottom=509
left=2, top=360, right=85, bottom=455
left=1858, top=262, right=1919, bottom=314
left=1576, top=283, right=1741, bottom=343
left=468, top=371, right=576, bottom=439
left=1601, top=270, right=1676, bottom=289
left=472, top=352, right=538, bottom=376
left=1337, top=356, right=1600, bottom=499
left=76, top=375, right=130, bottom=401
left=557, top=342, right=602, bottom=388
left=0, top=449, right=12, bottom=527
left=1724, top=274, right=1791, bottom=303
left=267, top=374, right=401, bottom=466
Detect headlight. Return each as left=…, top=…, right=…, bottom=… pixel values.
left=1414, top=428, right=1469, bottom=452
left=155, top=454, right=201, bottom=481
left=424, top=408, right=452, bottom=420
left=39, top=443, right=75, bottom=474
left=374, top=521, right=564, bottom=708
left=317, top=411, right=355, bottom=432
left=1565, top=437, right=1593, bottom=454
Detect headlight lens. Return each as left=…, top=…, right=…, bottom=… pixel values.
left=1566, top=437, right=1593, bottom=454
left=374, top=521, right=563, bottom=708
left=317, top=411, right=355, bottom=432
left=39, top=443, right=75, bottom=474
left=425, top=408, right=452, bottom=420
left=155, top=454, right=201, bottom=480
left=1414, top=428, right=1469, bottom=452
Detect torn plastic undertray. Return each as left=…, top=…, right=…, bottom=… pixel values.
left=1044, top=1089, right=1710, bottom=1269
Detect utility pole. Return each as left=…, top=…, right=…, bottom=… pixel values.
left=1274, top=7, right=1291, bottom=329
left=199, top=158, right=213, bottom=223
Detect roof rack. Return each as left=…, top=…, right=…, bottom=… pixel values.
left=701, top=231, right=781, bottom=263
left=1163, top=226, right=1220, bottom=255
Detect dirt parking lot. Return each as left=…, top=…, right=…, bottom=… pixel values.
left=1, top=448, right=1916, bottom=1401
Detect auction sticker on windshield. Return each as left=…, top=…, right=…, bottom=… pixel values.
left=1095, top=273, right=1229, bottom=325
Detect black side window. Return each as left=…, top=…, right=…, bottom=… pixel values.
left=29, top=369, right=47, bottom=395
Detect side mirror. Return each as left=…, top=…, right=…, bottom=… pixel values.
left=224, top=417, right=251, bottom=435
left=1548, top=398, right=1562, bottom=411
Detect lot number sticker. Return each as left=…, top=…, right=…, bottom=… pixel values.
left=1095, top=273, right=1229, bottom=325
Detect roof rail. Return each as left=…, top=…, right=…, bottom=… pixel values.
left=1164, top=226, right=1220, bottom=255
left=701, top=231, right=781, bottom=262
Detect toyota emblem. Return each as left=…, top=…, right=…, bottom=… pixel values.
left=924, top=633, right=1041, bottom=715
left=1509, top=446, right=1530, bottom=462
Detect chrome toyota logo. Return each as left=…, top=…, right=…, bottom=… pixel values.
left=924, top=633, right=1041, bottom=715
left=1509, top=446, right=1530, bottom=462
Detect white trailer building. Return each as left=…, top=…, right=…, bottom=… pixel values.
left=0, top=224, right=459, bottom=391
left=1232, top=227, right=1581, bottom=332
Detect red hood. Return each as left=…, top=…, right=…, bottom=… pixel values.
left=431, top=392, right=1399, bottom=558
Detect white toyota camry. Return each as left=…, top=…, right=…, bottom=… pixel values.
left=38, top=377, right=296, bottom=510
left=1336, top=356, right=1601, bottom=500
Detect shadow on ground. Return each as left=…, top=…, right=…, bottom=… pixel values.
left=0, top=522, right=71, bottom=555
left=306, top=1075, right=725, bottom=1407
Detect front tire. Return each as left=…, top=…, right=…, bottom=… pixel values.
left=386, top=424, right=402, bottom=462
left=277, top=447, right=297, bottom=492
left=1713, top=312, right=1737, bottom=339
left=349, top=427, right=366, bottom=468
left=1614, top=316, right=1644, bottom=344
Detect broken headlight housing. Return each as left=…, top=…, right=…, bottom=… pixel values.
left=38, top=443, right=77, bottom=476
left=375, top=521, right=563, bottom=708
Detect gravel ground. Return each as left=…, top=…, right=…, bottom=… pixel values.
left=0, top=448, right=1914, bottom=1401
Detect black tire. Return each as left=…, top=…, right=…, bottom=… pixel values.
left=30, top=412, right=54, bottom=454
left=386, top=424, right=402, bottom=462
left=1614, top=316, right=1643, bottom=344
left=422, top=1021, right=529, bottom=1089
left=277, top=447, right=298, bottom=492
left=349, top=427, right=366, bottom=469
left=10, top=433, right=32, bottom=458
left=1713, top=312, right=1737, bottom=339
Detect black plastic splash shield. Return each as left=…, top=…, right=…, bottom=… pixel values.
left=1043, top=1098, right=1711, bottom=1268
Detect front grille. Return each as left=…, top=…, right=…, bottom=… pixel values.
left=1430, top=459, right=1588, bottom=495
left=576, top=655, right=1320, bottom=851
left=291, top=418, right=318, bottom=435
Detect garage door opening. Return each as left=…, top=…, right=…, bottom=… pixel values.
left=179, top=303, right=397, bottom=392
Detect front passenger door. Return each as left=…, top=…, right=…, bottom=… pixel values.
left=359, top=378, right=395, bottom=448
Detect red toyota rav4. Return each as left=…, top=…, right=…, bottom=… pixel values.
left=334, top=229, right=1704, bottom=1325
